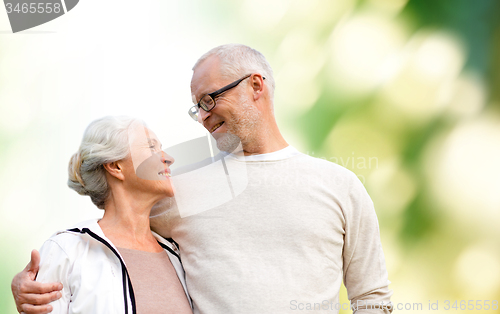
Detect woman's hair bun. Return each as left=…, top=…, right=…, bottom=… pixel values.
left=68, top=152, right=87, bottom=195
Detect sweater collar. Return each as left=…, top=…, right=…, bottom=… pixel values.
left=226, top=145, right=300, bottom=162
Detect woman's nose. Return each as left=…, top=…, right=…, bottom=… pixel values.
left=161, top=152, right=175, bottom=165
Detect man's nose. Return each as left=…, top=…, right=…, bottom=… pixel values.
left=198, top=108, right=211, bottom=124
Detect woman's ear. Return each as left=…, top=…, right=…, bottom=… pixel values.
left=103, top=161, right=125, bottom=181
left=251, top=74, right=265, bottom=101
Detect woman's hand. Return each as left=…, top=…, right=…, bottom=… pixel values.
left=11, top=250, right=63, bottom=314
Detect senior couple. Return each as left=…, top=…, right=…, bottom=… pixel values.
left=11, top=44, right=393, bottom=314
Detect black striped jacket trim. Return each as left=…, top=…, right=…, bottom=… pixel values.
left=66, top=228, right=137, bottom=314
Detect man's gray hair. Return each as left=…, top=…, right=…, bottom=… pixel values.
left=68, top=116, right=142, bottom=209
left=193, top=44, right=275, bottom=99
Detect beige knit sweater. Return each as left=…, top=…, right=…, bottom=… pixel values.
left=151, top=146, right=392, bottom=314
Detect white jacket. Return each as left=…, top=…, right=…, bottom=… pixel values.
left=36, top=219, right=192, bottom=314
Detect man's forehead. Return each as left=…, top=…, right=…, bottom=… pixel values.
left=190, top=56, right=222, bottom=96
left=190, top=78, right=210, bottom=104
left=190, top=76, right=217, bottom=103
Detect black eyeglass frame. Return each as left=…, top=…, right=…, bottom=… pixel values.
left=188, top=74, right=265, bottom=121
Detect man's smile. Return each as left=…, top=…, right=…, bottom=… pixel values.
left=210, top=121, right=225, bottom=133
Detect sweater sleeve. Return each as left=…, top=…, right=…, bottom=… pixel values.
left=342, top=174, right=393, bottom=314
left=36, top=238, right=72, bottom=314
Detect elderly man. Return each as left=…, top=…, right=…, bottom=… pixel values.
left=12, top=44, right=392, bottom=314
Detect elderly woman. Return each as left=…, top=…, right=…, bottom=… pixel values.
left=28, top=116, right=193, bottom=314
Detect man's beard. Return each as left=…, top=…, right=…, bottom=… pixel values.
left=215, top=132, right=241, bottom=153
left=215, top=98, right=262, bottom=153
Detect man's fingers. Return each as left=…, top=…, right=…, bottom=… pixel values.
left=12, top=251, right=61, bottom=313
left=21, top=303, right=53, bottom=314
left=20, top=280, right=62, bottom=295
left=19, top=290, right=62, bottom=306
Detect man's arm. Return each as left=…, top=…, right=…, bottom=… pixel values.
left=342, top=174, right=393, bottom=314
left=11, top=250, right=63, bottom=314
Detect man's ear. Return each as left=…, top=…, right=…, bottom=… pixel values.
left=103, top=161, right=125, bottom=181
left=250, top=74, right=265, bottom=101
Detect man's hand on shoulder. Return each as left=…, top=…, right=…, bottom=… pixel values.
left=11, top=250, right=63, bottom=314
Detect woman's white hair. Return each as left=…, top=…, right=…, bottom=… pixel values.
left=193, top=44, right=275, bottom=99
left=68, top=116, right=143, bottom=209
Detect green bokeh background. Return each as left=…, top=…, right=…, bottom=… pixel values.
left=1, top=0, right=500, bottom=313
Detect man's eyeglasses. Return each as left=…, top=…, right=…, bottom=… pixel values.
left=188, top=74, right=264, bottom=121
